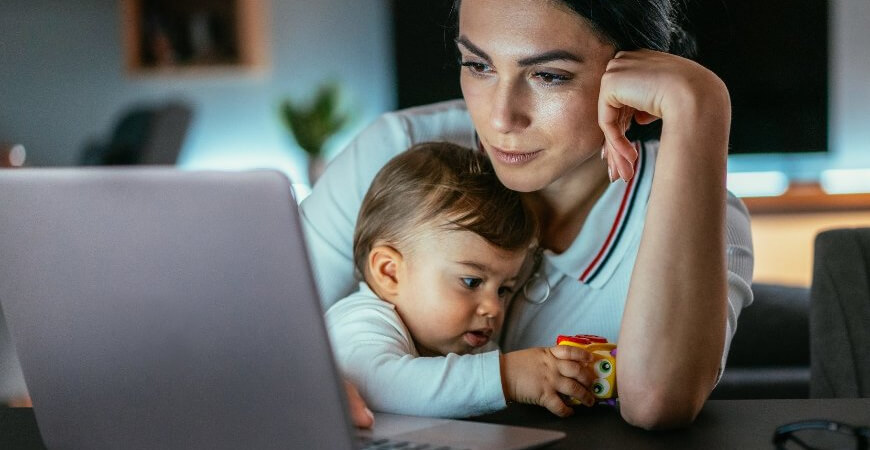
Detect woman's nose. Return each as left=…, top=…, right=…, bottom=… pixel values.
left=489, top=80, right=531, bottom=134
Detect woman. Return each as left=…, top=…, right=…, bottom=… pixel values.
left=304, top=0, right=753, bottom=429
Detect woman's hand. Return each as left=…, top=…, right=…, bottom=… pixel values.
left=344, top=379, right=375, bottom=429
left=598, top=49, right=730, bottom=182
left=500, top=346, right=596, bottom=417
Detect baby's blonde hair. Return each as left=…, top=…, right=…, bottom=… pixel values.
left=353, top=142, right=538, bottom=279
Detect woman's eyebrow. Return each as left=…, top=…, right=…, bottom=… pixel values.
left=455, top=36, right=492, bottom=63
left=456, top=35, right=583, bottom=66
left=517, top=50, right=584, bottom=66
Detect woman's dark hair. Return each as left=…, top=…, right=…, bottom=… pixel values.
left=452, top=0, right=696, bottom=58
left=559, top=0, right=696, bottom=58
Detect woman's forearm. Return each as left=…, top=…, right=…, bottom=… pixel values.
left=616, top=77, right=732, bottom=429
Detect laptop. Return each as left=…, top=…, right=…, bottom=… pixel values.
left=0, top=168, right=564, bottom=450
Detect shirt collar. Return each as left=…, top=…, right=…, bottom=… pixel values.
left=545, top=141, right=654, bottom=288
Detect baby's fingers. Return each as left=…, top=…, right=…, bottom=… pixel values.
left=541, top=391, right=574, bottom=418
left=556, top=377, right=596, bottom=408
left=550, top=345, right=594, bottom=363
left=555, top=359, right=594, bottom=388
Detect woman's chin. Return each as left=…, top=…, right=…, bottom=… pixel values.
left=492, top=169, right=552, bottom=193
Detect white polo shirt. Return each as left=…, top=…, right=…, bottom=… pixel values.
left=301, top=99, right=754, bottom=373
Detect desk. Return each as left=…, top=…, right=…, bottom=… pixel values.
left=2, top=399, right=869, bottom=449
left=474, top=399, right=870, bottom=449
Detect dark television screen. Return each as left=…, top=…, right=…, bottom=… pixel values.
left=684, top=0, right=828, bottom=154
left=392, top=0, right=828, bottom=154
left=392, top=0, right=461, bottom=108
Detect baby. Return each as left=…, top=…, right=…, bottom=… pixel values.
left=325, top=142, right=595, bottom=418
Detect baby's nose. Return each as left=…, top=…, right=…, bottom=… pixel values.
left=477, top=294, right=502, bottom=318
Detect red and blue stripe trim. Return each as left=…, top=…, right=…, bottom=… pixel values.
left=579, top=141, right=645, bottom=284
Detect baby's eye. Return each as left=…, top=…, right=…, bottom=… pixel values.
left=497, top=286, right=514, bottom=298
left=461, top=277, right=483, bottom=289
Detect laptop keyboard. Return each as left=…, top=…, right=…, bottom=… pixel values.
left=356, top=435, right=472, bottom=450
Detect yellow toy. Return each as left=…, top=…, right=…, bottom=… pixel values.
left=556, top=334, right=617, bottom=405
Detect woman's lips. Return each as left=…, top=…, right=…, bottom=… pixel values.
left=489, top=146, right=543, bottom=165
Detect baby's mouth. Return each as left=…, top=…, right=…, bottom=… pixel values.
left=463, top=329, right=493, bottom=348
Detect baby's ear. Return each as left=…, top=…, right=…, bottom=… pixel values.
left=367, top=245, right=403, bottom=300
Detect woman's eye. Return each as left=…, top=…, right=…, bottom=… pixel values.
left=461, top=277, right=483, bottom=289
left=534, top=71, right=571, bottom=85
left=497, top=286, right=514, bottom=298
left=460, top=60, right=491, bottom=76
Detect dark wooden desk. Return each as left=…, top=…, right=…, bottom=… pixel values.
left=3, top=399, right=869, bottom=449
left=474, top=399, right=870, bottom=449
left=0, top=407, right=44, bottom=449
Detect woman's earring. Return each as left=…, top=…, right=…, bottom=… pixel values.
left=523, top=272, right=550, bottom=304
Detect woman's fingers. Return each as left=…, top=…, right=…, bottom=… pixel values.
left=598, top=104, right=637, bottom=182
left=623, top=108, right=642, bottom=179
left=606, top=139, right=617, bottom=182
left=605, top=138, right=629, bottom=183
left=620, top=106, right=636, bottom=134
left=615, top=148, right=636, bottom=182
left=614, top=107, right=638, bottom=181
left=599, top=51, right=679, bottom=182
left=633, top=110, right=660, bottom=125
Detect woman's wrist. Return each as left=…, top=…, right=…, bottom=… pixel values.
left=662, top=66, right=731, bottom=131
left=659, top=72, right=731, bottom=168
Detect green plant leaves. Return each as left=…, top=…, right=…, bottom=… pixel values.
left=280, top=83, right=350, bottom=157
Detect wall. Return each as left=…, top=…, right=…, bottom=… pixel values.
left=0, top=0, right=396, bottom=185
left=828, top=0, right=870, bottom=169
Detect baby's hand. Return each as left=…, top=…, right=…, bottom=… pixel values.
left=500, top=346, right=597, bottom=417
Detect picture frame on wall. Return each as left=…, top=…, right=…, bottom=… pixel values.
left=120, top=0, right=268, bottom=75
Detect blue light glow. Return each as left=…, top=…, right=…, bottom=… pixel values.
left=726, top=171, right=790, bottom=197
left=820, top=169, right=870, bottom=194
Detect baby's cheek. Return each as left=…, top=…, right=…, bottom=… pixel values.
left=493, top=313, right=506, bottom=333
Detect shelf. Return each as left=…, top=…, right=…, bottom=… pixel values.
left=743, top=183, right=870, bottom=215
left=120, top=0, right=268, bottom=75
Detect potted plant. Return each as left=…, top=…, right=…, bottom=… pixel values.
left=280, top=83, right=350, bottom=185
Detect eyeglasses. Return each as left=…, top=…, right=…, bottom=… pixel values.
left=774, top=420, right=870, bottom=450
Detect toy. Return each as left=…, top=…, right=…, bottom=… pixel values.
left=556, top=334, right=617, bottom=406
